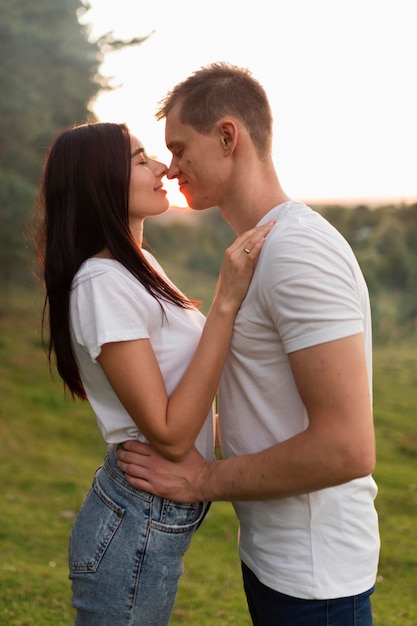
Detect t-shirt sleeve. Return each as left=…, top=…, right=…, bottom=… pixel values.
left=259, top=227, right=365, bottom=354
left=71, top=267, right=151, bottom=362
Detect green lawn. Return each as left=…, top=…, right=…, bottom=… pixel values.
left=1, top=288, right=416, bottom=624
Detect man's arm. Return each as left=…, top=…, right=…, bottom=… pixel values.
left=117, top=333, right=375, bottom=502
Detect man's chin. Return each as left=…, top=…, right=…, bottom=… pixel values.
left=186, top=198, right=217, bottom=212
left=180, top=190, right=217, bottom=211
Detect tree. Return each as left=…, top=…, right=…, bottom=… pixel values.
left=0, top=1, right=100, bottom=282
left=0, top=0, right=102, bottom=187
left=0, top=1, right=153, bottom=283
left=0, top=169, right=35, bottom=284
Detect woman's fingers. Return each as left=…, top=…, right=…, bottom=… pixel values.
left=232, top=219, right=276, bottom=260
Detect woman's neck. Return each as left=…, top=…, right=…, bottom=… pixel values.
left=93, top=248, right=112, bottom=259
left=129, top=218, right=144, bottom=248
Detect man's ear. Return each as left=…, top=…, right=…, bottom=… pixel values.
left=219, top=119, right=238, bottom=154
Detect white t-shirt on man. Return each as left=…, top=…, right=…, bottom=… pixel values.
left=219, top=200, right=380, bottom=599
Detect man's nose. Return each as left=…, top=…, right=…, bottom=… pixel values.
left=167, top=160, right=179, bottom=179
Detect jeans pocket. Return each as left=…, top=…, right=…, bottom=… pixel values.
left=151, top=500, right=208, bottom=534
left=69, top=475, right=125, bottom=573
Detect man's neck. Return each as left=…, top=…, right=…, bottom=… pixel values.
left=206, top=146, right=290, bottom=232
left=219, top=174, right=290, bottom=235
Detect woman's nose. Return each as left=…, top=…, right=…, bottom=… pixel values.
left=156, top=162, right=168, bottom=178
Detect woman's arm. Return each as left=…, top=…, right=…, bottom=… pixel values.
left=98, top=221, right=274, bottom=461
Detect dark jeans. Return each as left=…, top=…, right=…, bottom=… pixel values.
left=242, top=561, right=375, bottom=626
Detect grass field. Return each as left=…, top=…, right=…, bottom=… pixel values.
left=1, top=287, right=416, bottom=625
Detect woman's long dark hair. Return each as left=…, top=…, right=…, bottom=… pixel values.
left=35, top=122, right=194, bottom=400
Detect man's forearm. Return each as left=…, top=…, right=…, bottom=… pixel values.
left=195, top=428, right=375, bottom=502
left=117, top=420, right=375, bottom=504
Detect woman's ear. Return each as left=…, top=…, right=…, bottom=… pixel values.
left=219, top=119, right=238, bottom=154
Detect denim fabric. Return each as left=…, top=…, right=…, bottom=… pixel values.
left=242, top=562, right=375, bottom=626
left=69, top=445, right=207, bottom=626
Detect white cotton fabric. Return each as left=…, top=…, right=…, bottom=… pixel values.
left=69, top=251, right=214, bottom=460
left=219, top=200, right=379, bottom=599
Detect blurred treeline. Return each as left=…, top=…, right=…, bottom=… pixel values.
left=1, top=0, right=102, bottom=283
left=1, top=1, right=416, bottom=343
left=311, top=202, right=417, bottom=340
left=0, top=0, right=147, bottom=284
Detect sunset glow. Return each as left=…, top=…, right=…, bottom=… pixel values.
left=82, top=0, right=417, bottom=207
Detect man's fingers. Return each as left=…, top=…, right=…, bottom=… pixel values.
left=117, top=449, right=149, bottom=478
left=117, top=458, right=141, bottom=476
left=120, top=440, right=152, bottom=455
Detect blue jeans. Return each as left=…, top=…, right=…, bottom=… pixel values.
left=242, top=562, right=375, bottom=626
left=69, top=445, right=208, bottom=625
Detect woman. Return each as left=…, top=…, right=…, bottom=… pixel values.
left=35, top=122, right=273, bottom=625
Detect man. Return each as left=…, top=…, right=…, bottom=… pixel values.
left=117, top=62, right=380, bottom=625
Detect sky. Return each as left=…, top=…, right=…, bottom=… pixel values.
left=80, top=0, right=416, bottom=208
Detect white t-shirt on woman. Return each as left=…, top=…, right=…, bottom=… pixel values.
left=70, top=252, right=214, bottom=460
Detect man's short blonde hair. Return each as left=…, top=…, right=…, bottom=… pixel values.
left=156, top=62, right=273, bottom=160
